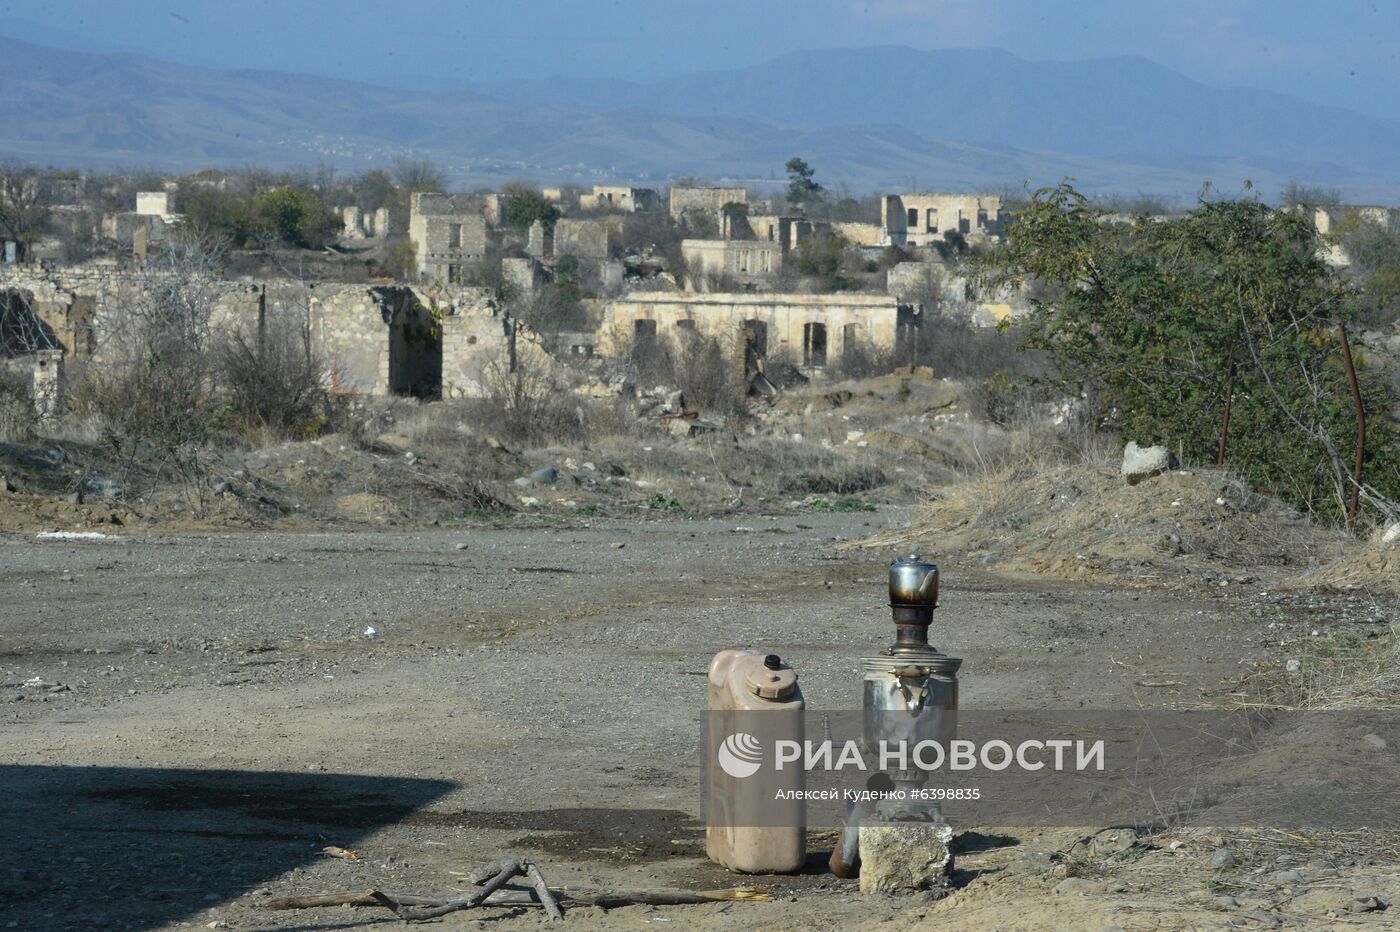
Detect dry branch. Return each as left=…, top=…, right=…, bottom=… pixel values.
left=525, top=859, right=565, bottom=921
left=394, top=858, right=522, bottom=921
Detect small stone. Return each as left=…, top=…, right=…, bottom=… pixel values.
left=454, top=543, right=469, bottom=551
left=1267, top=869, right=1303, bottom=884
left=1092, top=827, right=1138, bottom=855
left=1240, top=909, right=1282, bottom=928
left=1054, top=878, right=1105, bottom=894
left=529, top=466, right=558, bottom=483
left=1362, top=733, right=1387, bottom=751
left=1285, top=659, right=1302, bottom=674
left=1210, top=848, right=1236, bottom=869
left=1347, top=896, right=1382, bottom=913
left=610, top=542, right=625, bottom=549
left=1006, top=850, right=1054, bottom=875
left=1214, top=895, right=1240, bottom=908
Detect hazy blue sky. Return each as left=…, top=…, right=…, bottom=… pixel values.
left=5, top=0, right=1399, bottom=119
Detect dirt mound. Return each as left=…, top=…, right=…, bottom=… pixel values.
left=866, top=464, right=1342, bottom=588
left=0, top=490, right=136, bottom=533
left=1304, top=544, right=1400, bottom=592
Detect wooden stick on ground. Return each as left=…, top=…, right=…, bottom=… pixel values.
left=394, top=859, right=523, bottom=921
left=264, top=885, right=774, bottom=912
left=524, top=859, right=565, bottom=922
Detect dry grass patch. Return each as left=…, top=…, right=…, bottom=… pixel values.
left=867, top=464, right=1342, bottom=587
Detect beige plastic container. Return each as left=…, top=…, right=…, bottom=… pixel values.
left=705, top=649, right=806, bottom=874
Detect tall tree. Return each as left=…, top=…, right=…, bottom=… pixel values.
left=785, top=157, right=824, bottom=209
left=0, top=161, right=52, bottom=252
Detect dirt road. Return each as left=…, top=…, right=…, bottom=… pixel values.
left=2, top=513, right=1392, bottom=929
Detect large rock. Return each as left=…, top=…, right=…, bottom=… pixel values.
left=1121, top=441, right=1174, bottom=484
left=858, top=818, right=953, bottom=895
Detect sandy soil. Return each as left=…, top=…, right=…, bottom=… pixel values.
left=2, top=512, right=1395, bottom=930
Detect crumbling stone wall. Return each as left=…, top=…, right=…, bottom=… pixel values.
left=554, top=218, right=617, bottom=260
left=0, top=264, right=449, bottom=397
left=341, top=206, right=392, bottom=240
left=502, top=257, right=544, bottom=300
left=668, top=186, right=748, bottom=223
left=886, top=260, right=1030, bottom=327
left=578, top=185, right=660, bottom=213
left=599, top=292, right=901, bottom=373
left=437, top=288, right=558, bottom=399
left=881, top=194, right=1005, bottom=247
left=833, top=222, right=884, bottom=248
left=681, top=239, right=782, bottom=290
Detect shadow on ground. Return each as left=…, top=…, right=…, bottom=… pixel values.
left=1, top=765, right=453, bottom=929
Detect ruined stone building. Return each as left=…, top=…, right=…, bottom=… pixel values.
left=680, top=239, right=783, bottom=290
left=881, top=194, right=1005, bottom=247
left=578, top=185, right=660, bottom=213
left=598, top=292, right=908, bottom=377
left=103, top=191, right=181, bottom=250
left=886, top=259, right=1030, bottom=327
left=0, top=263, right=529, bottom=404
left=732, top=214, right=813, bottom=251
left=408, top=193, right=493, bottom=284
left=553, top=217, right=618, bottom=260
left=341, top=206, right=392, bottom=240
left=669, top=186, right=748, bottom=225
left=135, top=192, right=178, bottom=222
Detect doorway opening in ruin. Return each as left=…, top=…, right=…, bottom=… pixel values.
left=742, top=318, right=767, bottom=376
left=802, top=322, right=827, bottom=367
left=632, top=318, right=658, bottom=353
left=382, top=287, right=442, bottom=398
left=895, top=303, right=922, bottom=364
left=630, top=318, right=662, bottom=378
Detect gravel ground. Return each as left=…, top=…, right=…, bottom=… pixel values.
left=1, top=511, right=1394, bottom=930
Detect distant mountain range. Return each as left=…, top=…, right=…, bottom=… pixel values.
left=2, top=36, right=1398, bottom=200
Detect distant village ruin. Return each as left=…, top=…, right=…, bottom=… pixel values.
left=2, top=166, right=1385, bottom=420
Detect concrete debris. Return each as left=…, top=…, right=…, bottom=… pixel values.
left=857, top=818, right=953, bottom=895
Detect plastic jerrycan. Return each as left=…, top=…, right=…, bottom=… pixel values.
left=705, top=648, right=806, bottom=873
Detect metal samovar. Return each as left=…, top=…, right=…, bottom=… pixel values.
left=861, top=555, right=961, bottom=802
